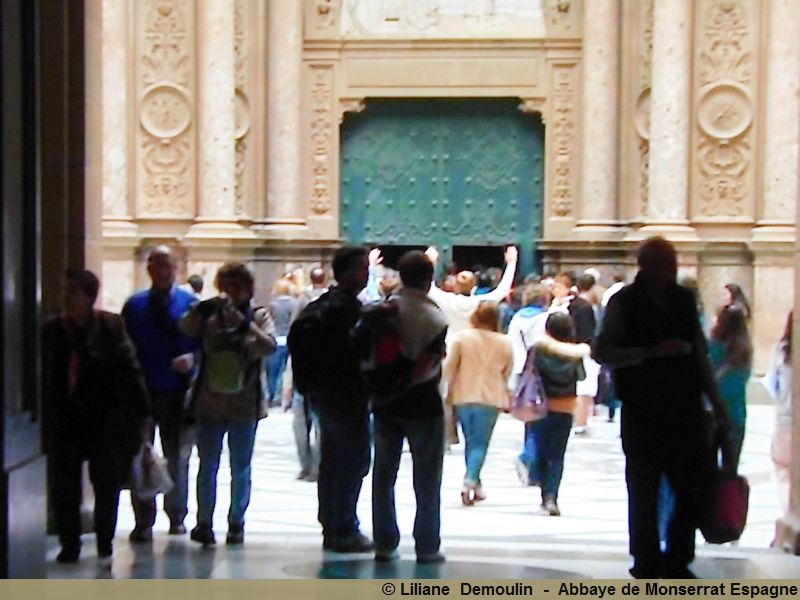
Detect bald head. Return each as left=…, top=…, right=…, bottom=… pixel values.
left=147, top=245, right=178, bottom=291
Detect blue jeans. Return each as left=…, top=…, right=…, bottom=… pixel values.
left=456, top=405, right=499, bottom=484
left=519, top=422, right=541, bottom=484
left=372, top=415, right=445, bottom=555
left=316, top=407, right=371, bottom=539
left=196, top=417, right=258, bottom=527
left=530, top=411, right=573, bottom=500
left=266, top=345, right=289, bottom=405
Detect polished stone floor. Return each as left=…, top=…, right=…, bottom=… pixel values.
left=47, top=388, right=800, bottom=579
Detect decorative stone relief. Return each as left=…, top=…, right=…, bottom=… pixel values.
left=310, top=66, right=334, bottom=215
left=694, top=0, right=756, bottom=218
left=518, top=97, right=547, bottom=122
left=546, top=0, right=579, bottom=35
left=338, top=98, right=366, bottom=124
left=550, top=66, right=576, bottom=218
left=136, top=0, right=195, bottom=217
left=315, top=0, right=340, bottom=29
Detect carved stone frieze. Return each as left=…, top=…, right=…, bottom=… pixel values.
left=136, top=0, right=195, bottom=217
left=634, top=0, right=654, bottom=220
left=551, top=66, right=576, bottom=218
left=310, top=67, right=334, bottom=216
left=694, top=0, right=756, bottom=218
left=234, top=0, right=248, bottom=216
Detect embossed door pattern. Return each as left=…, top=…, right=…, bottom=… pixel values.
left=341, top=99, right=544, bottom=277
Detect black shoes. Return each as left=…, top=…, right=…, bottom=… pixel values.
left=128, top=527, right=153, bottom=543
left=169, top=522, right=187, bottom=535
left=56, top=548, right=80, bottom=564
left=324, top=531, right=375, bottom=553
left=416, top=551, right=446, bottom=565
left=190, top=523, right=216, bottom=546
left=226, top=523, right=244, bottom=545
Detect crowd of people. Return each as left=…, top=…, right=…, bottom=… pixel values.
left=41, top=238, right=792, bottom=578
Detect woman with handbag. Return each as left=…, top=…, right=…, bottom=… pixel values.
left=528, top=313, right=588, bottom=516
left=445, top=302, right=513, bottom=506
left=42, top=270, right=150, bottom=565
left=708, top=304, right=752, bottom=472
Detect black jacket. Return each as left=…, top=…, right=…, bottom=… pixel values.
left=42, top=311, right=151, bottom=481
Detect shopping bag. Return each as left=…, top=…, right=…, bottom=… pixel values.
left=130, top=442, right=174, bottom=500
left=700, top=470, right=749, bottom=544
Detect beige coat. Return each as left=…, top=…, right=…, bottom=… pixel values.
left=444, top=328, right=513, bottom=410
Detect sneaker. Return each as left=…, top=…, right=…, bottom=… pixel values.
left=329, top=531, right=375, bottom=553
left=226, top=523, right=244, bottom=545
left=56, top=548, right=80, bottom=564
left=296, top=469, right=310, bottom=480
left=374, top=548, right=400, bottom=563
left=473, top=484, right=487, bottom=502
left=190, top=523, right=216, bottom=546
left=573, top=426, right=588, bottom=436
left=543, top=498, right=561, bottom=516
left=416, top=551, right=446, bottom=565
left=460, top=482, right=475, bottom=506
left=128, top=527, right=153, bottom=543
left=169, top=522, right=187, bottom=535
left=513, top=457, right=530, bottom=486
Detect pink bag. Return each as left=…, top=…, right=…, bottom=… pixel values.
left=700, top=472, right=749, bottom=544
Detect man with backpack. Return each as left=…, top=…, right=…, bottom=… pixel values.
left=288, top=246, right=374, bottom=553
left=370, top=251, right=449, bottom=564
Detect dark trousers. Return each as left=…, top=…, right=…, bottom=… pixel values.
left=316, top=407, right=371, bottom=539
left=52, top=442, right=120, bottom=555
left=621, top=404, right=709, bottom=573
left=530, top=411, right=573, bottom=501
left=372, top=414, right=445, bottom=555
left=132, top=390, right=195, bottom=529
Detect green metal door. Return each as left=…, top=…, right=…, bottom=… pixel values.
left=341, top=99, right=544, bottom=277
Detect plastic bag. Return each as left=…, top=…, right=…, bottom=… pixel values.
left=130, top=442, right=174, bottom=500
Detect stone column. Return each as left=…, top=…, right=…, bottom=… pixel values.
left=267, top=0, right=303, bottom=222
left=644, top=0, right=694, bottom=235
left=576, top=0, right=619, bottom=235
left=190, top=0, right=241, bottom=236
left=757, top=0, right=800, bottom=231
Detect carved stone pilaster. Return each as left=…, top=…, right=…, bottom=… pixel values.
left=692, top=0, right=759, bottom=220
left=636, top=0, right=654, bottom=219
left=549, top=65, right=578, bottom=219
left=134, top=0, right=196, bottom=218
left=309, top=66, right=335, bottom=216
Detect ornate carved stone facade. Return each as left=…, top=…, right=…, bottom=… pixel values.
left=93, top=0, right=797, bottom=373
left=135, top=0, right=196, bottom=218
left=692, top=0, right=758, bottom=220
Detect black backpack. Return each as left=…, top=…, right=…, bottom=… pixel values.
left=287, top=292, right=340, bottom=395
left=351, top=300, right=414, bottom=407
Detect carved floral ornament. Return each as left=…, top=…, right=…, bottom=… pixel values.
left=310, top=68, right=334, bottom=215
left=551, top=68, right=575, bottom=218
left=140, top=84, right=192, bottom=138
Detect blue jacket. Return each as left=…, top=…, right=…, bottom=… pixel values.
left=122, top=287, right=199, bottom=393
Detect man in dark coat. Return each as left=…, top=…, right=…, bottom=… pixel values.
left=42, top=270, right=150, bottom=564
left=594, top=237, right=731, bottom=579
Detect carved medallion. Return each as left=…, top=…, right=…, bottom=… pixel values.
left=697, top=81, right=753, bottom=140
left=140, top=83, right=192, bottom=139
left=635, top=88, right=651, bottom=140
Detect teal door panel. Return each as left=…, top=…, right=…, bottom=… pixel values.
left=341, top=99, right=544, bottom=278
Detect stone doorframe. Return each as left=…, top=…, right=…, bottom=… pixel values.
left=301, top=1, right=584, bottom=244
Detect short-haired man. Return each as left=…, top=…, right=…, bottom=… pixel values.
left=594, top=237, right=731, bottom=579
left=372, top=250, right=449, bottom=564
left=309, top=246, right=374, bottom=553
left=122, top=246, right=199, bottom=541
